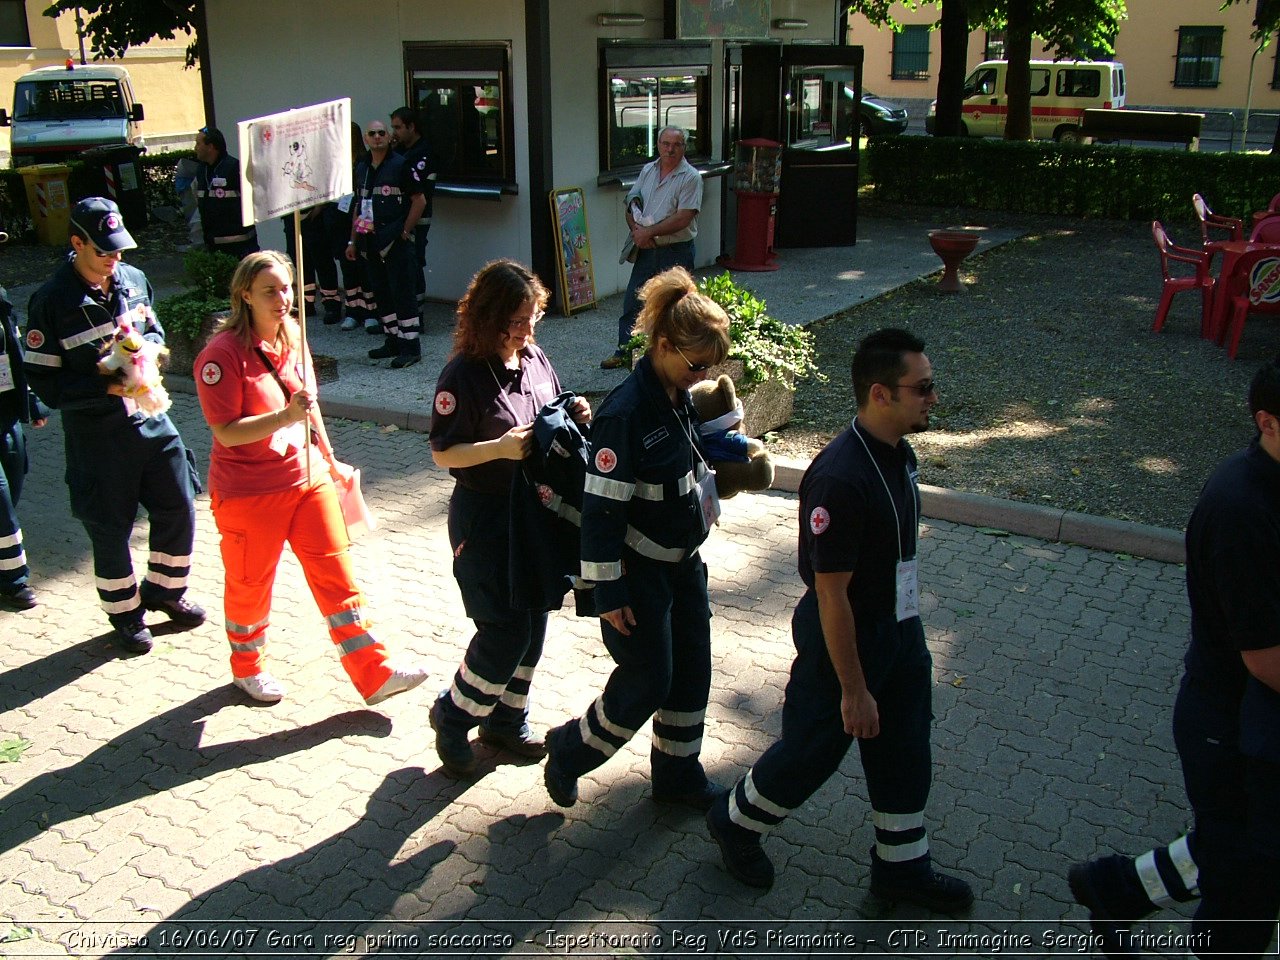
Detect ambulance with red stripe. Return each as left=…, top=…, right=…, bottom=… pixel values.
left=926, top=59, right=1126, bottom=143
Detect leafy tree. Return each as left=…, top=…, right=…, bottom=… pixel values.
left=1221, top=0, right=1280, bottom=152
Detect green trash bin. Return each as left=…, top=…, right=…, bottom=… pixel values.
left=20, top=163, right=72, bottom=246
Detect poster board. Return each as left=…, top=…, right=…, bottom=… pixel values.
left=238, top=98, right=352, bottom=224
left=549, top=187, right=597, bottom=316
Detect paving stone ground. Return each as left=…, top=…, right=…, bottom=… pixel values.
left=1, top=395, right=1198, bottom=958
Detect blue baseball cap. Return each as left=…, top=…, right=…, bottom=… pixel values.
left=70, top=197, right=136, bottom=252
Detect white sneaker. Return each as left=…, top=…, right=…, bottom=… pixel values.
left=340, top=316, right=358, bottom=331
left=364, top=664, right=429, bottom=706
left=364, top=319, right=381, bottom=334
left=233, top=673, right=286, bottom=703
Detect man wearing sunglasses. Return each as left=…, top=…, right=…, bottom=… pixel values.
left=23, top=197, right=205, bottom=655
left=193, top=126, right=259, bottom=260
left=708, top=328, right=972, bottom=912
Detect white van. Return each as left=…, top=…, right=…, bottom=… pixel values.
left=0, top=63, right=145, bottom=168
left=926, top=59, right=1126, bottom=143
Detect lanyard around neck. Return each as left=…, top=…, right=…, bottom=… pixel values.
left=851, top=419, right=916, bottom=564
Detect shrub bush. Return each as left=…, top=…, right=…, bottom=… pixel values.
left=866, top=136, right=1280, bottom=222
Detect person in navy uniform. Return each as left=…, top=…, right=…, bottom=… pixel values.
left=543, top=266, right=729, bottom=811
left=706, top=328, right=972, bottom=912
left=24, top=198, right=205, bottom=654
left=346, top=119, right=425, bottom=369
left=390, top=107, right=437, bottom=312
left=427, top=260, right=589, bottom=775
left=194, top=126, right=259, bottom=260
left=0, top=286, right=48, bottom=610
left=1070, top=357, right=1280, bottom=959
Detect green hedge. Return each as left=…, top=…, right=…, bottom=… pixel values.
left=0, top=149, right=190, bottom=238
left=866, top=136, right=1280, bottom=222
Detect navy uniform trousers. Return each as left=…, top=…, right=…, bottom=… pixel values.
left=0, top=421, right=28, bottom=590
left=63, top=407, right=197, bottom=628
left=555, top=550, right=712, bottom=794
left=727, top=590, right=936, bottom=881
left=435, top=485, right=546, bottom=735
left=1173, top=676, right=1280, bottom=957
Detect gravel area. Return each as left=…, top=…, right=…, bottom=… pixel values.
left=767, top=202, right=1277, bottom=530
left=0, top=215, right=189, bottom=291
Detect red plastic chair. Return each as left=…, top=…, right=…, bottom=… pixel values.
left=1193, top=193, right=1244, bottom=247
left=1250, top=215, right=1280, bottom=243
left=1151, top=221, right=1214, bottom=337
left=1251, top=192, right=1280, bottom=232
left=1219, top=247, right=1280, bottom=359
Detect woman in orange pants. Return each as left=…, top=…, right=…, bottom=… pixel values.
left=195, top=250, right=428, bottom=704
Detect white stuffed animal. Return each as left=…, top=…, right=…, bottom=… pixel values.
left=97, top=320, right=171, bottom=417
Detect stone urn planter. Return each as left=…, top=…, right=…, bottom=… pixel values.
left=928, top=229, right=981, bottom=293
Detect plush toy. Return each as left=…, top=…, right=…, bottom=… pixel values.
left=97, top=320, right=171, bottom=418
left=689, top=374, right=774, bottom=499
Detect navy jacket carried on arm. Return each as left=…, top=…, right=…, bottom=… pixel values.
left=579, top=355, right=710, bottom=614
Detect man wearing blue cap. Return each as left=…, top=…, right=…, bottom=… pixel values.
left=24, top=197, right=205, bottom=654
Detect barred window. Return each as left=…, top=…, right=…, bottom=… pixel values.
left=1174, top=26, right=1223, bottom=88
left=892, top=25, right=931, bottom=81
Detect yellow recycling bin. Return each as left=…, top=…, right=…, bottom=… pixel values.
left=20, top=164, right=72, bottom=246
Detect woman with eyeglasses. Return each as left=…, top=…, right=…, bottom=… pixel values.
left=543, top=265, right=730, bottom=812
left=428, top=259, right=590, bottom=776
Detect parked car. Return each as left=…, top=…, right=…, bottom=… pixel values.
left=850, top=88, right=909, bottom=136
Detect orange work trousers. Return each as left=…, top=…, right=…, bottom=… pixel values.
left=211, top=478, right=392, bottom=700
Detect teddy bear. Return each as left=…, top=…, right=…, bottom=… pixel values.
left=97, top=320, right=172, bottom=418
left=689, top=374, right=774, bottom=499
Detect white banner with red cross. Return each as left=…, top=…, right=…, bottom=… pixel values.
left=237, top=98, right=351, bottom=224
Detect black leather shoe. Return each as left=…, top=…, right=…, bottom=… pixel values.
left=1068, top=861, right=1141, bottom=958
left=543, top=722, right=578, bottom=807
left=653, top=780, right=723, bottom=812
left=0, top=584, right=37, bottom=610
left=143, top=594, right=206, bottom=627
left=111, top=620, right=153, bottom=655
left=706, top=793, right=774, bottom=889
left=368, top=341, right=398, bottom=360
left=390, top=353, right=420, bottom=369
left=429, top=698, right=476, bottom=776
left=478, top=723, right=547, bottom=759
left=870, top=867, right=974, bottom=913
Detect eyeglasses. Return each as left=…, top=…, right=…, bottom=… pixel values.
left=889, top=380, right=938, bottom=397
left=673, top=343, right=711, bottom=373
left=509, top=309, right=544, bottom=330
left=367, top=130, right=388, bottom=137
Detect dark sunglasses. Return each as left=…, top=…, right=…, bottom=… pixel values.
left=890, top=380, right=938, bottom=397
left=367, top=130, right=389, bottom=137
left=674, top=343, right=711, bottom=373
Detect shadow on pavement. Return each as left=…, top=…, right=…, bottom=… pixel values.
left=0, top=689, right=392, bottom=857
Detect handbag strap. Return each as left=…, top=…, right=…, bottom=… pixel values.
left=253, top=345, right=292, bottom=406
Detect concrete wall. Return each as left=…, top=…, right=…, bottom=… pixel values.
left=848, top=0, right=1280, bottom=116
left=0, top=0, right=203, bottom=157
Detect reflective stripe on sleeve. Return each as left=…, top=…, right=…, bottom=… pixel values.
left=24, top=352, right=61, bottom=368
left=624, top=526, right=685, bottom=562
left=61, top=320, right=117, bottom=351
left=581, top=559, right=623, bottom=581
left=584, top=474, right=635, bottom=502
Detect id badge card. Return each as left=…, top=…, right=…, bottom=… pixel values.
left=337, top=193, right=354, bottom=213
left=268, top=421, right=307, bottom=456
left=895, top=558, right=920, bottom=622
left=695, top=469, right=721, bottom=535
left=355, top=199, right=374, bottom=234
left=0, top=353, right=13, bottom=393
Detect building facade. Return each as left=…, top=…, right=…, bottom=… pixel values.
left=849, top=0, right=1280, bottom=136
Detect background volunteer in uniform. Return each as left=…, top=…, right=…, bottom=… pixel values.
left=544, top=266, right=727, bottom=811
left=390, top=107, right=437, bottom=313
left=24, top=197, right=205, bottom=654
left=194, top=126, right=259, bottom=260
left=0, top=286, right=48, bottom=611
left=346, top=119, right=425, bottom=369
left=1070, top=356, right=1280, bottom=959
left=194, top=250, right=428, bottom=706
left=706, top=328, right=973, bottom=913
left=428, top=259, right=589, bottom=775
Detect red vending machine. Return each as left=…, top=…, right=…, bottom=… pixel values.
left=720, top=138, right=781, bottom=271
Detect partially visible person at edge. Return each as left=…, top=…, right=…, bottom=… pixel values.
left=337, top=120, right=374, bottom=333
left=428, top=260, right=590, bottom=775
left=390, top=106, right=438, bottom=313
left=0, top=285, right=49, bottom=611
left=705, top=328, right=974, bottom=914
left=545, top=266, right=727, bottom=812
left=194, top=250, right=428, bottom=706
left=1069, top=356, right=1280, bottom=959
left=24, top=197, right=206, bottom=654
left=194, top=126, right=259, bottom=260
left=600, top=126, right=701, bottom=371
left=347, top=119, right=425, bottom=370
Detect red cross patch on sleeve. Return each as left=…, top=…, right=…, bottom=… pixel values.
left=200, top=361, right=223, bottom=385
left=594, top=448, right=618, bottom=474
left=25, top=329, right=44, bottom=350
left=809, top=506, right=831, bottom=535
left=434, top=391, right=457, bottom=416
